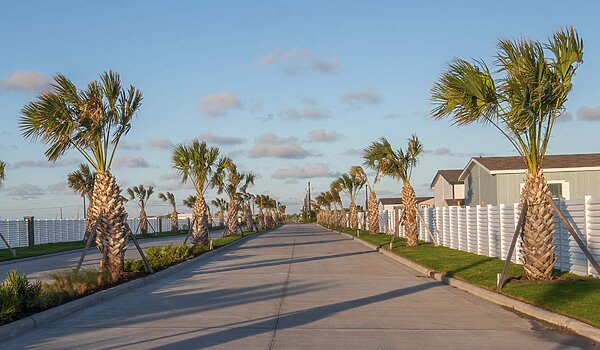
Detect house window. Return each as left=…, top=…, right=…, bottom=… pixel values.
left=548, top=182, right=563, bottom=199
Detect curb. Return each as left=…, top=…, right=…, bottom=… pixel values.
left=327, top=226, right=600, bottom=343
left=0, top=229, right=270, bottom=340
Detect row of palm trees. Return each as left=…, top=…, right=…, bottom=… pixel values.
left=316, top=27, right=583, bottom=282
left=315, top=135, right=423, bottom=247
left=18, top=71, right=286, bottom=280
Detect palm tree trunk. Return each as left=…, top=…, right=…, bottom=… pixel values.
left=244, top=204, right=254, bottom=231
left=403, top=182, right=418, bottom=247
left=84, top=197, right=95, bottom=234
left=192, top=196, right=209, bottom=245
left=139, top=208, right=148, bottom=234
left=521, top=169, right=556, bottom=280
left=219, top=209, right=225, bottom=227
left=257, top=208, right=264, bottom=230
left=207, top=207, right=213, bottom=227
left=171, top=209, right=179, bottom=231
left=368, top=189, right=379, bottom=234
left=226, top=199, right=237, bottom=236
left=89, top=172, right=127, bottom=280
left=349, top=202, right=358, bottom=230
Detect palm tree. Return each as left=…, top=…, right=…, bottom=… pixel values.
left=67, top=164, right=96, bottom=232
left=329, top=182, right=343, bottom=227
left=183, top=195, right=196, bottom=210
left=335, top=168, right=367, bottom=230
left=172, top=140, right=226, bottom=245
left=241, top=192, right=256, bottom=232
left=20, top=71, right=142, bottom=279
left=211, top=198, right=227, bottom=227
left=363, top=145, right=390, bottom=235
left=278, top=203, right=286, bottom=223
left=127, top=185, right=154, bottom=234
left=430, top=27, right=583, bottom=280
left=158, top=192, right=179, bottom=231
left=255, top=194, right=266, bottom=230
left=365, top=135, right=423, bottom=246
left=213, top=162, right=255, bottom=236
left=352, top=165, right=379, bottom=234
left=0, top=161, right=5, bottom=187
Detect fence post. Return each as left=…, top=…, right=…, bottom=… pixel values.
left=584, top=196, right=593, bottom=276
left=24, top=216, right=35, bottom=247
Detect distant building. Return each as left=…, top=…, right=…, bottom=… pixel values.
left=430, top=169, right=465, bottom=207
left=459, top=153, right=600, bottom=206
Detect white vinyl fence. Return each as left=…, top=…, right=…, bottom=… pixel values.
left=378, top=196, right=600, bottom=278
left=0, top=217, right=193, bottom=249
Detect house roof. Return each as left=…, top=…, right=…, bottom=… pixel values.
left=378, top=196, right=434, bottom=206
left=430, top=169, right=463, bottom=188
left=459, top=153, right=600, bottom=180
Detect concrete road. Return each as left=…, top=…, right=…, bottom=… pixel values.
left=0, top=229, right=225, bottom=281
left=1, top=224, right=596, bottom=349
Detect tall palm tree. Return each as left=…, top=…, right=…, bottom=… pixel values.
left=211, top=197, right=227, bottom=227
left=278, top=203, right=286, bottom=223
left=172, top=140, right=226, bottom=245
left=352, top=165, right=379, bottom=234
left=213, top=162, right=255, bottom=236
left=127, top=185, right=154, bottom=234
left=20, top=71, right=142, bottom=279
left=329, top=182, right=343, bottom=227
left=430, top=27, right=583, bottom=280
left=335, top=168, right=367, bottom=230
left=241, top=192, right=256, bottom=231
left=67, top=164, right=96, bottom=232
left=0, top=161, right=5, bottom=187
left=365, top=135, right=423, bottom=246
left=158, top=192, right=179, bottom=231
left=255, top=194, right=266, bottom=230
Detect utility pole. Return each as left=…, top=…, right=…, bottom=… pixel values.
left=308, top=181, right=311, bottom=216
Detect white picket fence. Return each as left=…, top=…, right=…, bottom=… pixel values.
left=0, top=217, right=194, bottom=249
left=378, top=196, right=600, bottom=278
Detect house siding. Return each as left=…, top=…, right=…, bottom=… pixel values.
left=432, top=177, right=453, bottom=207
left=496, top=170, right=600, bottom=204
left=464, top=165, right=497, bottom=206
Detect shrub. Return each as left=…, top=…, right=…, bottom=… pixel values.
left=125, top=243, right=210, bottom=272
left=0, top=271, right=46, bottom=323
left=43, top=268, right=114, bottom=304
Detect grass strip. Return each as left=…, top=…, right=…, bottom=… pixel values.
left=325, top=225, right=600, bottom=327
left=0, top=226, right=225, bottom=262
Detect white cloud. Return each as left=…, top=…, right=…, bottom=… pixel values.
left=47, top=182, right=68, bottom=194
left=272, top=163, right=339, bottom=179
left=258, top=47, right=338, bottom=75
left=302, top=97, right=318, bottom=105
left=146, top=137, right=173, bottom=149
left=199, top=132, right=245, bottom=145
left=342, top=89, right=382, bottom=104
left=113, top=156, right=150, bottom=168
left=340, top=148, right=362, bottom=156
left=576, top=107, right=600, bottom=121
left=10, top=158, right=79, bottom=169
left=249, top=133, right=317, bottom=159
left=1, top=71, right=50, bottom=92
left=120, top=141, right=142, bottom=150
left=159, top=173, right=180, bottom=181
left=424, top=147, right=494, bottom=158
left=307, top=129, right=342, bottom=143
left=6, top=183, right=45, bottom=199
left=198, top=92, right=242, bottom=117
left=279, top=107, right=330, bottom=120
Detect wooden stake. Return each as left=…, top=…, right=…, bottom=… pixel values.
left=76, top=214, right=102, bottom=273
left=548, top=196, right=600, bottom=276
left=416, top=208, right=439, bottom=246
left=125, top=223, right=153, bottom=274
left=183, top=217, right=197, bottom=245
left=496, top=202, right=528, bottom=291
left=0, top=232, right=16, bottom=257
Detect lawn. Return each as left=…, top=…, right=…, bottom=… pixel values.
left=326, top=225, right=600, bottom=327
left=0, top=226, right=225, bottom=262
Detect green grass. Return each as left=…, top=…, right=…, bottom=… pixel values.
left=0, top=226, right=225, bottom=262
left=326, top=225, right=600, bottom=327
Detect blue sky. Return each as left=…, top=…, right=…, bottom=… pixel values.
left=1, top=1, right=599, bottom=219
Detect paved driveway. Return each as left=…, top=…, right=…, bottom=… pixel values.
left=0, top=224, right=595, bottom=349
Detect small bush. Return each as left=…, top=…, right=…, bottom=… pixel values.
left=0, top=271, right=46, bottom=323
left=43, top=268, right=114, bottom=304
left=125, top=243, right=210, bottom=272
